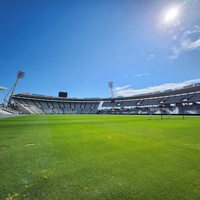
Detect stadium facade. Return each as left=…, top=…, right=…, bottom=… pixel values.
left=9, top=83, right=200, bottom=115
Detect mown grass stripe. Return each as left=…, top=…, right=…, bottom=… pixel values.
left=0, top=114, right=200, bottom=199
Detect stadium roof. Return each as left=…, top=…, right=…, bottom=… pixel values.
left=12, top=84, right=200, bottom=102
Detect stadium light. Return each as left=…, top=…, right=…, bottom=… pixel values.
left=17, top=71, right=25, bottom=79
left=4, top=71, right=25, bottom=107
left=108, top=81, right=114, bottom=98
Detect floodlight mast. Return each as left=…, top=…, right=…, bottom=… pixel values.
left=108, top=81, right=114, bottom=98
left=4, top=71, right=25, bottom=107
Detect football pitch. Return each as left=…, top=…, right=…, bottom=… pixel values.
left=0, top=114, right=200, bottom=200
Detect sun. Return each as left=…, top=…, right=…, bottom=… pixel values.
left=164, top=7, right=179, bottom=23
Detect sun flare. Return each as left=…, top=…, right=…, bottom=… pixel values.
left=164, top=7, right=179, bottom=22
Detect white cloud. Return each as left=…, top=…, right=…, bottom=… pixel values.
left=114, top=79, right=200, bottom=97
left=184, top=25, right=200, bottom=36
left=115, top=85, right=132, bottom=91
left=134, top=73, right=149, bottom=77
left=168, top=46, right=181, bottom=59
left=168, top=25, right=200, bottom=59
left=148, top=54, right=155, bottom=61
left=184, top=38, right=200, bottom=50
left=172, top=35, right=177, bottom=40
left=0, top=86, right=7, bottom=90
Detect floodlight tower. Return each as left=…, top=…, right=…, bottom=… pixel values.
left=108, top=81, right=114, bottom=98
left=4, top=71, right=25, bottom=107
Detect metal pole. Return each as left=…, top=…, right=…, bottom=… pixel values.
left=149, top=108, right=152, bottom=120
left=7, top=77, right=20, bottom=107
left=108, top=81, right=114, bottom=98
left=4, top=71, right=25, bottom=108
left=182, top=105, right=184, bottom=120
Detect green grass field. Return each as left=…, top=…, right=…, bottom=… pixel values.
left=0, top=114, right=200, bottom=200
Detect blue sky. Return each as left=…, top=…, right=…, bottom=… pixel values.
left=0, top=0, right=200, bottom=102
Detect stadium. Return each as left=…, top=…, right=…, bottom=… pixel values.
left=1, top=71, right=200, bottom=116
left=11, top=82, right=200, bottom=115
left=1, top=0, right=200, bottom=199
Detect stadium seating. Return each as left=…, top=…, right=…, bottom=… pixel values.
left=189, top=93, right=200, bottom=102
left=11, top=84, right=200, bottom=115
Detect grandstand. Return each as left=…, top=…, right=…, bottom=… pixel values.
left=11, top=83, right=200, bottom=115
left=0, top=86, right=11, bottom=115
